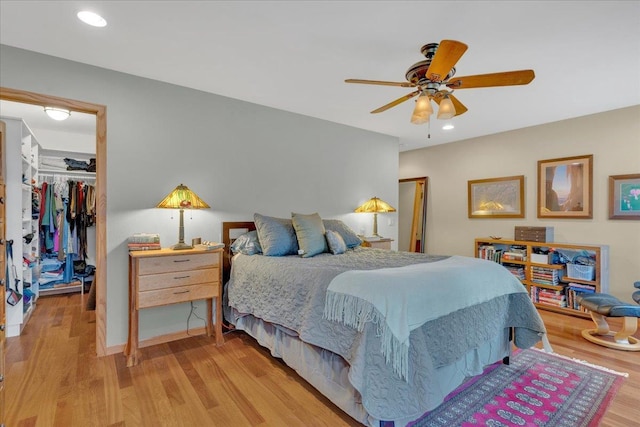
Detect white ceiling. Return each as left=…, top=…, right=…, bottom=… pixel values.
left=1, top=1, right=639, bottom=152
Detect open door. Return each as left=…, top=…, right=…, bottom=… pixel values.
left=398, top=177, right=428, bottom=252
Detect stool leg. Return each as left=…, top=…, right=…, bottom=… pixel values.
left=590, top=312, right=610, bottom=335
left=614, top=316, right=639, bottom=344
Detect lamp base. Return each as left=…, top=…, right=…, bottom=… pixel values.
left=170, top=242, right=193, bottom=250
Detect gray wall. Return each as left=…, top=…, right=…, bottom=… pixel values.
left=400, top=106, right=640, bottom=301
left=1, top=45, right=399, bottom=348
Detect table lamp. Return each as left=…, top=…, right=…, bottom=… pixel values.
left=156, top=184, right=210, bottom=250
left=354, top=196, right=396, bottom=237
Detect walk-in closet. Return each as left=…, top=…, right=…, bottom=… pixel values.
left=1, top=100, right=96, bottom=337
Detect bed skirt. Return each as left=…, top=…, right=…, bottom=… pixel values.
left=230, top=313, right=510, bottom=427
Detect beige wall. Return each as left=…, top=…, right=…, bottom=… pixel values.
left=400, top=106, right=640, bottom=300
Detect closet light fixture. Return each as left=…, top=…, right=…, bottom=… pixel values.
left=44, top=107, right=71, bottom=121
left=355, top=196, right=396, bottom=238
left=156, top=184, right=210, bottom=250
left=77, top=11, right=107, bottom=27
left=442, top=123, right=455, bottom=130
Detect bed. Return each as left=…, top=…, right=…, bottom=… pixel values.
left=222, top=218, right=548, bottom=427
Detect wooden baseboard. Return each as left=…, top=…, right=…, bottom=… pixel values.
left=104, top=326, right=208, bottom=356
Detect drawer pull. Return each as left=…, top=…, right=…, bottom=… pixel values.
left=173, top=259, right=190, bottom=263
left=174, top=275, right=190, bottom=280
left=173, top=290, right=190, bottom=294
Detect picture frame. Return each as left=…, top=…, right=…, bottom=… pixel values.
left=468, top=175, right=524, bottom=218
left=609, top=173, right=640, bottom=220
left=537, top=154, right=593, bottom=219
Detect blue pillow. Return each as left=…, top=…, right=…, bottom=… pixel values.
left=323, top=219, right=362, bottom=248
left=230, top=230, right=262, bottom=255
left=254, top=213, right=299, bottom=256
left=325, top=230, right=347, bottom=255
left=292, top=212, right=327, bottom=258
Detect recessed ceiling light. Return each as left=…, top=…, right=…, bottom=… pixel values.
left=442, top=124, right=455, bottom=130
left=44, top=107, right=71, bottom=121
left=77, top=11, right=107, bottom=27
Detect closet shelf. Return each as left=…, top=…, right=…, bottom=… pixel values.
left=39, top=168, right=95, bottom=179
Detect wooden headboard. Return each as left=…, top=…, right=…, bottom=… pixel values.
left=222, top=221, right=256, bottom=283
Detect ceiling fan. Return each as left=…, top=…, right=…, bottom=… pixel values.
left=346, top=40, right=535, bottom=124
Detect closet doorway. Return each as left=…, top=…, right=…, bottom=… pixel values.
left=398, top=177, right=428, bottom=253
left=0, top=87, right=107, bottom=357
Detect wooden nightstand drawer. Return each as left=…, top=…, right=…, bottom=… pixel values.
left=138, top=252, right=218, bottom=275
left=138, top=283, right=216, bottom=308
left=138, top=267, right=219, bottom=292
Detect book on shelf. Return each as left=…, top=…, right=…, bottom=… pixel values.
left=504, top=265, right=525, bottom=280
left=530, top=265, right=560, bottom=285
left=566, top=282, right=596, bottom=291
left=537, top=298, right=567, bottom=308
left=502, top=251, right=526, bottom=261
left=477, top=245, right=504, bottom=263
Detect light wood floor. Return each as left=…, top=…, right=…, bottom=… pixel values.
left=5, top=293, right=639, bottom=427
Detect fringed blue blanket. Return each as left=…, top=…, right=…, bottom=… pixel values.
left=323, top=255, right=527, bottom=380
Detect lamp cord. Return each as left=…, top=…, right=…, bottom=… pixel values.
left=186, top=301, right=206, bottom=336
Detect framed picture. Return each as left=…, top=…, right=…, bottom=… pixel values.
left=468, top=175, right=524, bottom=218
left=537, top=154, right=593, bottom=219
left=609, top=173, right=640, bottom=220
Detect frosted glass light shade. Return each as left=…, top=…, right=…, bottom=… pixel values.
left=413, top=94, right=433, bottom=115
left=410, top=111, right=430, bottom=124
left=44, top=107, right=71, bottom=121
left=437, top=96, right=456, bottom=119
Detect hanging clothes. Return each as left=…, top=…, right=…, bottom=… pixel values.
left=37, top=177, right=96, bottom=289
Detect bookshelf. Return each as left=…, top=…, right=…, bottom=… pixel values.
left=475, top=238, right=609, bottom=318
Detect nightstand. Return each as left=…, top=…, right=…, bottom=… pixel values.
left=361, top=238, right=394, bottom=250
left=125, top=247, right=223, bottom=367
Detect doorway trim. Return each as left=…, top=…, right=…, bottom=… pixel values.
left=0, top=86, right=107, bottom=357
left=399, top=177, right=428, bottom=253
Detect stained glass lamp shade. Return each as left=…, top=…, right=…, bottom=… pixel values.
left=354, top=196, right=396, bottom=237
left=156, top=184, right=210, bottom=250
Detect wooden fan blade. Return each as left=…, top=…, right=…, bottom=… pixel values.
left=425, top=40, right=468, bottom=82
left=371, top=90, right=420, bottom=114
left=445, top=70, right=535, bottom=89
left=448, top=94, right=468, bottom=116
left=432, top=93, right=468, bottom=116
left=345, top=79, right=415, bottom=88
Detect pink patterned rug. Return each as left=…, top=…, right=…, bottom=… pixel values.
left=409, top=348, right=627, bottom=427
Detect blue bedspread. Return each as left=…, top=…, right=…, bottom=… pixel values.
left=226, top=247, right=546, bottom=421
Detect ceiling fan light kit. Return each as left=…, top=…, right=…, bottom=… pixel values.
left=346, top=39, right=535, bottom=126
left=436, top=96, right=456, bottom=120
left=410, top=111, right=430, bottom=125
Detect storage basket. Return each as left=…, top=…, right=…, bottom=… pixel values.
left=566, top=263, right=595, bottom=281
